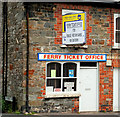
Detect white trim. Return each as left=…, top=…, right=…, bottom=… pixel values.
left=112, top=46, right=120, bottom=50
left=60, top=44, right=88, bottom=49
left=62, top=9, right=83, bottom=15
left=47, top=77, right=77, bottom=79
left=46, top=61, right=79, bottom=97
left=113, top=67, right=120, bottom=111
left=77, top=62, right=80, bottom=93
left=46, top=92, right=81, bottom=98
left=80, top=67, right=97, bottom=69
left=114, top=14, right=120, bottom=48
left=96, top=62, right=99, bottom=111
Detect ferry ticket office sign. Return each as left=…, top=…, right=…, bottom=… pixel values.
left=38, top=53, right=107, bottom=62
left=62, top=9, right=86, bottom=45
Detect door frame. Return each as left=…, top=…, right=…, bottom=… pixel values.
left=79, top=62, right=99, bottom=112
left=113, top=67, right=120, bottom=111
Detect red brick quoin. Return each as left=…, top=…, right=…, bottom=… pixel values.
left=99, top=62, right=113, bottom=112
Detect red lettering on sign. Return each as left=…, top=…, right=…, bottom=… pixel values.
left=92, top=55, right=95, bottom=59
left=73, top=55, right=76, bottom=59
left=41, top=54, right=105, bottom=61
left=85, top=55, right=89, bottom=60
left=55, top=55, right=58, bottom=59
left=80, top=55, right=83, bottom=59
left=97, top=55, right=100, bottom=59
left=59, top=55, right=61, bottom=59
left=51, top=55, right=54, bottom=59
left=44, top=55, right=46, bottom=59
left=77, top=55, right=79, bottom=59
left=69, top=55, right=72, bottom=60
left=101, top=55, right=103, bottom=60
left=47, top=55, right=50, bottom=59
left=64, top=55, right=67, bottom=59
left=90, top=55, right=91, bottom=59
left=66, top=55, right=69, bottom=59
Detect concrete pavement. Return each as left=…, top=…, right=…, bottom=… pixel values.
left=1, top=113, right=120, bottom=117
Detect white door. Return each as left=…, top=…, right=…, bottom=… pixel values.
left=79, top=68, right=98, bottom=112
left=113, top=68, right=120, bottom=111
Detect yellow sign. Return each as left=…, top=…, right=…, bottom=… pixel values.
left=51, top=70, right=56, bottom=77
left=62, top=13, right=86, bottom=32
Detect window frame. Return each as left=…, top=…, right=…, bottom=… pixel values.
left=114, top=14, right=120, bottom=48
left=46, top=61, right=80, bottom=98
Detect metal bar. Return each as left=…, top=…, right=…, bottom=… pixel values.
left=110, top=9, right=113, bottom=60
left=5, top=2, right=8, bottom=96
left=25, top=4, right=29, bottom=113
left=2, top=2, right=5, bottom=98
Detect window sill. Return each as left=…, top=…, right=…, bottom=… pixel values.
left=45, top=92, right=81, bottom=98
left=112, top=47, right=120, bottom=50
left=60, top=44, right=88, bottom=49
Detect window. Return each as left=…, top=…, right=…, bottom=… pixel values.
left=47, top=63, right=61, bottom=91
left=46, top=62, right=79, bottom=97
left=114, top=14, right=120, bottom=47
left=63, top=63, right=77, bottom=92
left=80, top=62, right=97, bottom=67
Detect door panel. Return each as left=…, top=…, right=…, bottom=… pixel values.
left=79, top=68, right=98, bottom=111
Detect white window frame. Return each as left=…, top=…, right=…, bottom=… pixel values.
left=114, top=14, right=120, bottom=48
left=45, top=61, right=80, bottom=98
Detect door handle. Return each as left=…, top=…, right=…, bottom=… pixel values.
left=85, top=88, right=91, bottom=90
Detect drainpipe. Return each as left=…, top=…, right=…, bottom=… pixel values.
left=25, top=3, right=29, bottom=113
left=2, top=2, right=8, bottom=98
left=2, top=2, right=5, bottom=98
left=5, top=2, right=8, bottom=97
left=110, top=8, right=112, bottom=61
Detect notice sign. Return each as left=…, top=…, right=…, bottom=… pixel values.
left=38, top=53, right=107, bottom=61
left=54, top=88, right=61, bottom=92
left=64, top=82, right=74, bottom=92
left=46, top=86, right=53, bottom=93
left=64, top=82, right=74, bottom=87
left=62, top=9, right=86, bottom=45
left=51, top=70, right=56, bottom=77
left=69, top=69, right=74, bottom=77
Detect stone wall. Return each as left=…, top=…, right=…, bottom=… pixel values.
left=21, top=3, right=120, bottom=112
left=21, top=3, right=80, bottom=113
left=5, top=2, right=120, bottom=113
left=22, top=2, right=55, bottom=103
left=30, top=97, right=79, bottom=113
left=7, top=2, right=25, bottom=109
